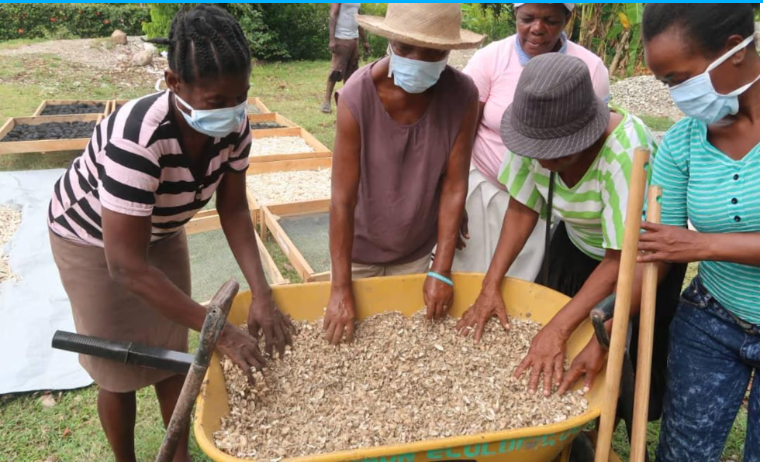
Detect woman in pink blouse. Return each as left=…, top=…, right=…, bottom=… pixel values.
left=452, top=3, right=610, bottom=280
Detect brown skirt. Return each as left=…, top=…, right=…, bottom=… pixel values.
left=49, top=229, right=191, bottom=393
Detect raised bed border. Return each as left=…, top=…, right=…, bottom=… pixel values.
left=0, top=114, right=103, bottom=156
left=261, top=199, right=331, bottom=283
left=248, top=97, right=271, bottom=115
left=185, top=190, right=287, bottom=286
left=32, top=99, right=112, bottom=117
left=186, top=189, right=260, bottom=233
left=248, top=126, right=331, bottom=167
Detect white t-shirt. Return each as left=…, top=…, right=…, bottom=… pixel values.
left=335, top=3, right=361, bottom=40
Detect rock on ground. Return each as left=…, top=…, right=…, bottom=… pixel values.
left=132, top=50, right=154, bottom=67
left=111, top=30, right=127, bottom=46
left=143, top=43, right=159, bottom=56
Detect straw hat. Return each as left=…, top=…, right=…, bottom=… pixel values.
left=500, top=54, right=610, bottom=160
left=356, top=4, right=485, bottom=51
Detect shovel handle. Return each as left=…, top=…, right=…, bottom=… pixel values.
left=155, top=279, right=239, bottom=462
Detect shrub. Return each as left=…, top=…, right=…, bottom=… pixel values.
left=0, top=3, right=149, bottom=41
left=225, top=4, right=289, bottom=61
left=141, top=3, right=194, bottom=40
left=360, top=3, right=388, bottom=58
left=259, top=3, right=332, bottom=61
left=461, top=3, right=515, bottom=45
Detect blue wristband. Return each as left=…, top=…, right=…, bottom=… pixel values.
left=427, top=271, right=454, bottom=287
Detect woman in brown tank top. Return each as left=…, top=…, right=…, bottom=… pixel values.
left=324, top=4, right=484, bottom=345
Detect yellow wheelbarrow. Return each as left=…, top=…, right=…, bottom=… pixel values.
left=194, top=274, right=622, bottom=462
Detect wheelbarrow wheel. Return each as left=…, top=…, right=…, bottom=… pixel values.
left=568, top=432, right=596, bottom=462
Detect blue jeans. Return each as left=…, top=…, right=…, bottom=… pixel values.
left=656, top=277, right=760, bottom=462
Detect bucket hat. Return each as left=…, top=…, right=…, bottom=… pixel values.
left=357, top=3, right=485, bottom=51
left=500, top=53, right=610, bottom=160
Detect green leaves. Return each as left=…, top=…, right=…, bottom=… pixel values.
left=0, top=4, right=148, bottom=42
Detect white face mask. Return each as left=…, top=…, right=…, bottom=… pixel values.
left=669, top=35, right=759, bottom=125
left=387, top=46, right=448, bottom=94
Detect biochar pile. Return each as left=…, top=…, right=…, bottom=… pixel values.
left=214, top=311, right=589, bottom=460
left=250, top=122, right=286, bottom=130
left=2, top=122, right=96, bottom=142
left=40, top=102, right=105, bottom=115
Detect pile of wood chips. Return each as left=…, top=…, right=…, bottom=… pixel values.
left=245, top=169, right=330, bottom=206
left=251, top=136, right=314, bottom=156
left=0, top=206, right=21, bottom=283
left=214, top=311, right=589, bottom=460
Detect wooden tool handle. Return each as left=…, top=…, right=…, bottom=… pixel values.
left=630, top=186, right=663, bottom=462
left=155, top=279, right=239, bottom=462
left=594, top=147, right=651, bottom=462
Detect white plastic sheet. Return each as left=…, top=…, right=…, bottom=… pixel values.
left=0, top=169, right=93, bottom=393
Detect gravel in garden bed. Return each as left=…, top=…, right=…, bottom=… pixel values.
left=246, top=169, right=331, bottom=206
left=251, top=136, right=314, bottom=157
left=214, top=312, right=588, bottom=460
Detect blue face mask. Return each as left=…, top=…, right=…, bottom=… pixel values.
left=174, top=93, right=247, bottom=138
left=388, top=47, right=448, bottom=94
left=669, top=35, right=759, bottom=125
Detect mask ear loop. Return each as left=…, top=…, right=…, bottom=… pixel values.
left=387, top=44, right=394, bottom=78
left=707, top=34, right=756, bottom=73
left=155, top=78, right=166, bottom=92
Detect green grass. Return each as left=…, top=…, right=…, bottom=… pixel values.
left=639, top=114, right=676, bottom=133
left=0, top=50, right=748, bottom=461
left=0, top=38, right=48, bottom=50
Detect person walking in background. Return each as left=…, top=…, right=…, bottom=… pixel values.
left=640, top=4, right=760, bottom=461
left=452, top=2, right=610, bottom=281
left=324, top=3, right=483, bottom=345
left=320, top=3, right=371, bottom=114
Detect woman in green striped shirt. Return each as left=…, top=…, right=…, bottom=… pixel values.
left=457, top=53, right=686, bottom=414
left=639, top=5, right=760, bottom=461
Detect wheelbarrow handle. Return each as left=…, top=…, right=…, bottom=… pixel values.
left=590, top=293, right=617, bottom=350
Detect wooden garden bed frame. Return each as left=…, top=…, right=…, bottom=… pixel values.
left=0, top=114, right=103, bottom=155
left=184, top=189, right=286, bottom=286
left=260, top=199, right=331, bottom=283
left=248, top=127, right=332, bottom=171
left=186, top=189, right=260, bottom=233
left=248, top=97, right=270, bottom=114
left=32, top=99, right=112, bottom=117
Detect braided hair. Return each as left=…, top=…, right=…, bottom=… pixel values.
left=643, top=3, right=757, bottom=56
left=147, top=4, right=251, bottom=83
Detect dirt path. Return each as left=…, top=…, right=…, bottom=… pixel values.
left=0, top=36, right=167, bottom=80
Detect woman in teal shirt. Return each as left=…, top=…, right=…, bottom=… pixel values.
left=640, top=4, right=760, bottom=461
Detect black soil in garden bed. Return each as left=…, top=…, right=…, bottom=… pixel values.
left=251, top=122, right=286, bottom=130
left=41, top=102, right=105, bottom=115
left=2, top=122, right=97, bottom=142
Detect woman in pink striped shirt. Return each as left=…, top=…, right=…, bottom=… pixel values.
left=48, top=6, right=290, bottom=461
